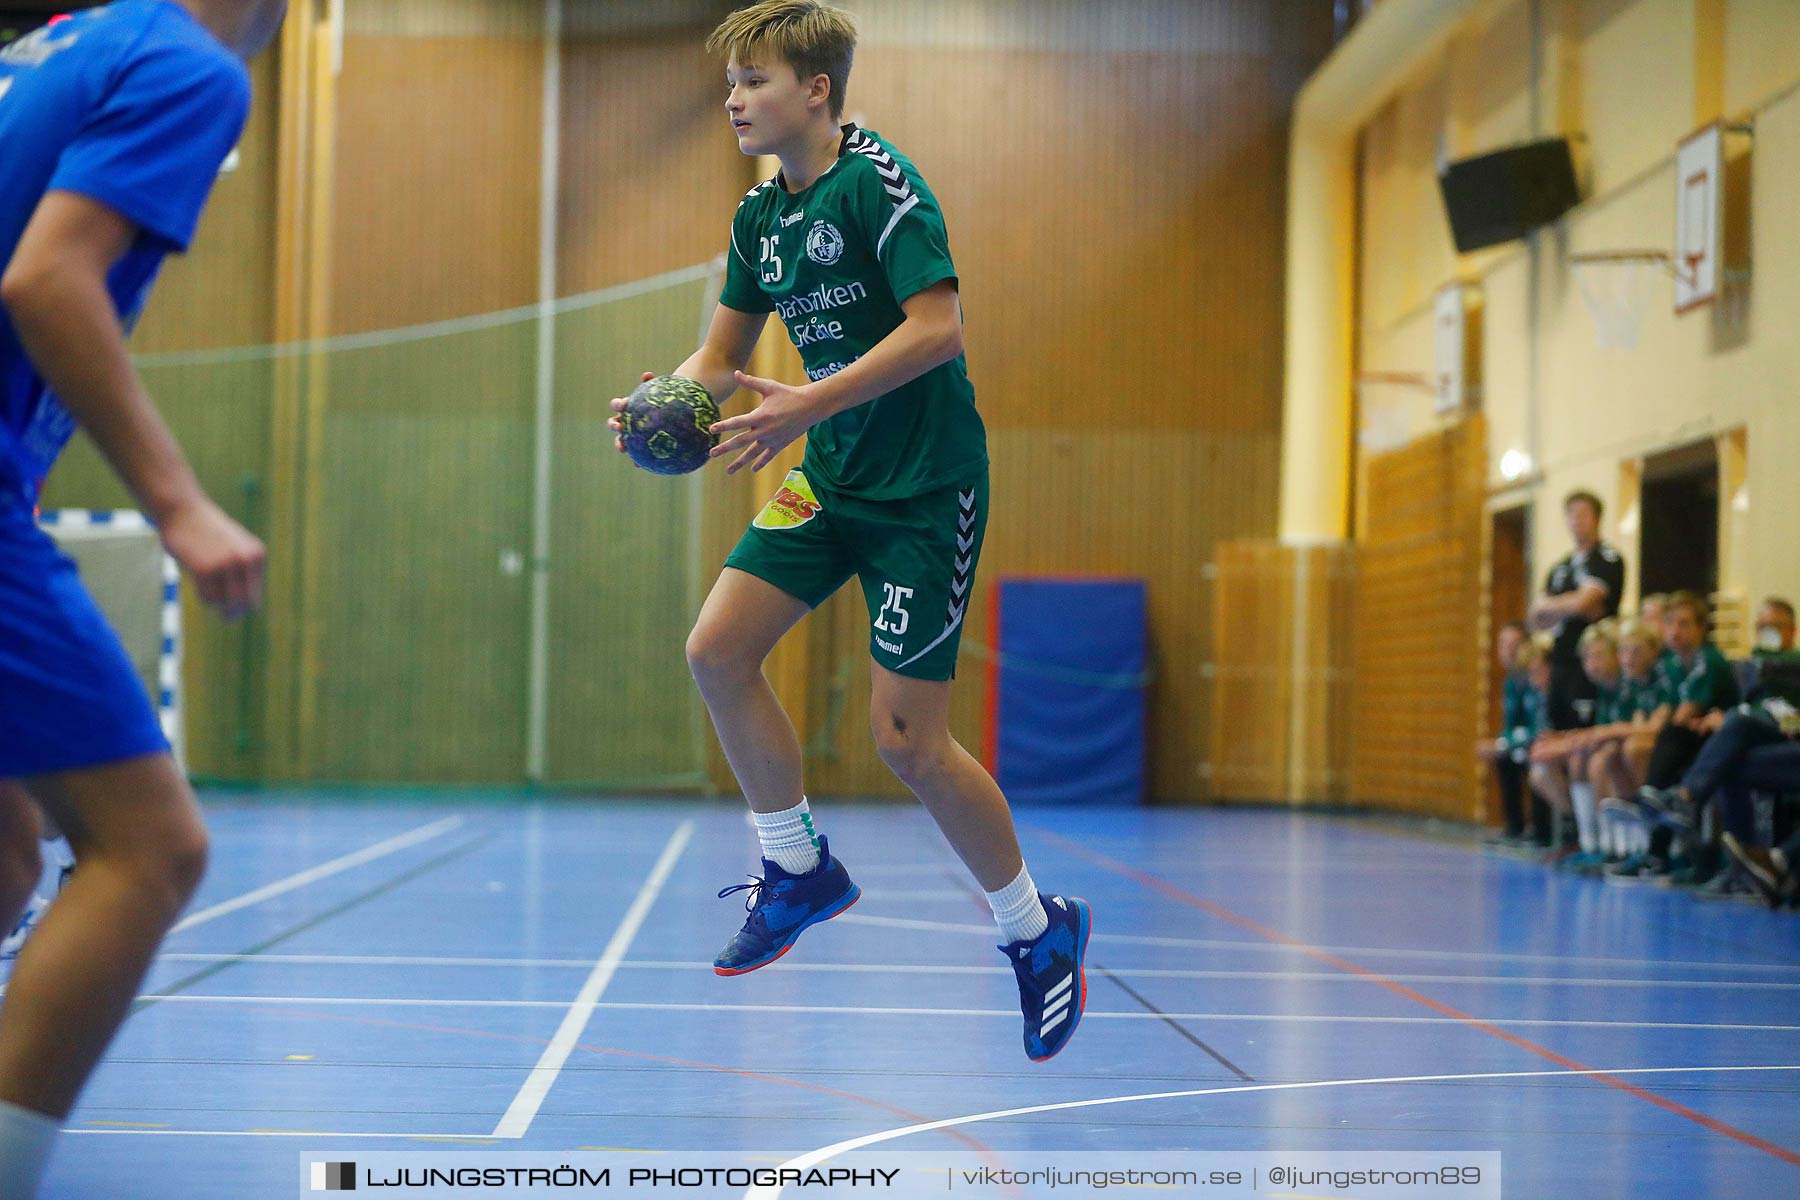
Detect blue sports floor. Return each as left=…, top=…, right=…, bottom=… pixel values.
left=12, top=796, right=1799, bottom=1197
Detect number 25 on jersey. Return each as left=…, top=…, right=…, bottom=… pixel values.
left=759, top=235, right=783, bottom=285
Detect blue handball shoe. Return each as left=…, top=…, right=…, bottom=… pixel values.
left=713, top=836, right=861, bottom=976
left=999, top=893, right=1092, bottom=1062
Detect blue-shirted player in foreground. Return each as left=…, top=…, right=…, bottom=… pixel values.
left=0, top=3, right=285, bottom=1194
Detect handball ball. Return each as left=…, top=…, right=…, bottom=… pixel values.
left=621, top=375, right=720, bottom=476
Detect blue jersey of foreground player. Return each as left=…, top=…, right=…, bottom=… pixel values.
left=1, top=1, right=247, bottom=779
left=0, top=0, right=249, bottom=505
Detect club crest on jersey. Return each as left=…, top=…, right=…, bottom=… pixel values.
left=753, top=470, right=824, bottom=530
left=805, top=220, right=845, bottom=266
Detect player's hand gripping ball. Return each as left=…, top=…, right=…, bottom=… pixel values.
left=620, top=375, right=720, bottom=476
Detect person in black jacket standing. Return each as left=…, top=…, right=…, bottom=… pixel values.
left=1530, top=490, right=1626, bottom=732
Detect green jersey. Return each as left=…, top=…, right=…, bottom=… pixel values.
left=718, top=124, right=987, bottom=499
left=1591, top=679, right=1623, bottom=725
left=1613, top=673, right=1662, bottom=721
left=1656, top=644, right=1739, bottom=709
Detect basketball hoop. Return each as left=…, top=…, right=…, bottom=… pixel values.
left=1568, top=250, right=1689, bottom=350
left=1353, top=370, right=1438, bottom=391
left=1354, top=371, right=1443, bottom=451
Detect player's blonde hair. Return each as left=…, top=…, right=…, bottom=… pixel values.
left=1579, top=620, right=1620, bottom=657
left=1515, top=633, right=1552, bottom=670
left=707, top=0, right=858, bottom=120
left=1617, top=618, right=1663, bottom=659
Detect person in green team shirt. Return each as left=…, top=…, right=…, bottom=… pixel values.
left=605, top=0, right=1089, bottom=1063
left=1588, top=619, right=1664, bottom=863
left=1608, top=590, right=1742, bottom=879
left=1477, top=621, right=1540, bottom=847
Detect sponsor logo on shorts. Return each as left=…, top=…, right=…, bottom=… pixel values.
left=752, top=470, right=824, bottom=530
left=875, top=635, right=904, bottom=657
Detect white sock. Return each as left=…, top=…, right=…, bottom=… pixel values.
left=1630, top=822, right=1651, bottom=855
left=1600, top=809, right=1622, bottom=858
left=0, top=1100, right=58, bottom=1200
left=1571, top=782, right=1598, bottom=854
left=751, top=799, right=821, bottom=875
left=43, top=839, right=73, bottom=894
left=986, top=864, right=1049, bottom=945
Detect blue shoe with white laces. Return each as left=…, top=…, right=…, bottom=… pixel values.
left=999, top=893, right=1091, bottom=1062
left=713, top=836, right=861, bottom=976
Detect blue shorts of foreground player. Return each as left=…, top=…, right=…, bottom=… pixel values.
left=0, top=494, right=169, bottom=778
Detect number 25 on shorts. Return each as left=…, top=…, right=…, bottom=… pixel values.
left=874, top=583, right=912, bottom=636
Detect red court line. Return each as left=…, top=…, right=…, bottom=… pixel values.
left=1040, top=831, right=1800, bottom=1168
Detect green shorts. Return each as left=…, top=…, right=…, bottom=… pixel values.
left=724, top=467, right=988, bottom=682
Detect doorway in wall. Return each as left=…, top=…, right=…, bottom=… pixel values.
left=1484, top=504, right=1529, bottom=825
left=1640, top=440, right=1719, bottom=599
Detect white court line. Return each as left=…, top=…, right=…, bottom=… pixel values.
left=169, top=817, right=467, bottom=935
left=127, top=994, right=1800, bottom=1033
left=835, top=913, right=1800, bottom=974
left=741, top=1064, right=1800, bottom=1198
left=489, top=820, right=693, bottom=1139
left=61, top=1066, right=1800, bottom=1145
left=66, top=1128, right=500, bottom=1139
left=145, top=953, right=1800, bottom=991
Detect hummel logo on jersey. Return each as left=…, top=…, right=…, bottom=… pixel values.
left=844, top=128, right=923, bottom=256
left=781, top=209, right=806, bottom=227
left=846, top=130, right=913, bottom=205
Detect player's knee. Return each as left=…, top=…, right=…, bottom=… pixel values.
left=686, top=622, right=756, bottom=688
left=871, top=710, right=946, bottom=786
left=118, top=819, right=209, bottom=916
left=163, top=822, right=210, bottom=906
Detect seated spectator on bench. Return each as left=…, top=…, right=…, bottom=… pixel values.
left=1587, top=620, right=1663, bottom=862
left=1636, top=597, right=1800, bottom=864
left=1531, top=622, right=1623, bottom=870
left=1478, top=621, right=1538, bottom=847
left=1609, top=591, right=1739, bottom=880
left=1496, top=637, right=1556, bottom=850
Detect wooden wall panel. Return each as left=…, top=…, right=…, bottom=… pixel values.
left=559, top=27, right=749, bottom=293
left=854, top=48, right=1290, bottom=434
left=1350, top=416, right=1488, bottom=819
left=329, top=34, right=542, bottom=332
left=1209, top=541, right=1354, bottom=804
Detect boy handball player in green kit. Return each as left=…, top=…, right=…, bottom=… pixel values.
left=609, top=0, right=1090, bottom=1061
